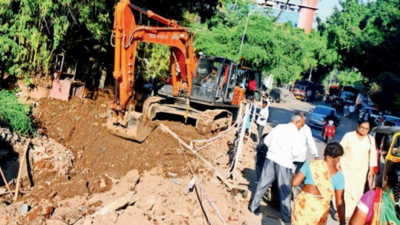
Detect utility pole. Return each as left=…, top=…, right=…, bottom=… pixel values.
left=308, top=67, right=312, bottom=81
left=238, top=10, right=254, bottom=58
left=275, top=0, right=290, bottom=24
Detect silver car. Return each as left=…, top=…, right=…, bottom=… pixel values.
left=308, top=105, right=338, bottom=129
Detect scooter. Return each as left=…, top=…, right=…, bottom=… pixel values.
left=323, top=120, right=336, bottom=143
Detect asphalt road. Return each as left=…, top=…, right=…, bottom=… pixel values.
left=245, top=99, right=359, bottom=225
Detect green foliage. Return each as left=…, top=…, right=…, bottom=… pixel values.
left=138, top=44, right=170, bottom=80
left=319, top=0, right=400, bottom=110
left=0, top=90, right=33, bottom=135
left=370, top=73, right=400, bottom=111
left=0, top=0, right=111, bottom=79
left=321, top=69, right=367, bottom=91
left=337, top=69, right=367, bottom=89
left=193, top=5, right=333, bottom=83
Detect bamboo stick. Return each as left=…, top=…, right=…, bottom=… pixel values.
left=0, top=165, right=14, bottom=198
left=159, top=123, right=234, bottom=190
left=14, top=141, right=30, bottom=201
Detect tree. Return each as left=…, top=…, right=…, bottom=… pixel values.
left=0, top=0, right=111, bottom=82
left=0, top=0, right=221, bottom=86
left=319, top=0, right=400, bottom=110
left=194, top=3, right=333, bottom=83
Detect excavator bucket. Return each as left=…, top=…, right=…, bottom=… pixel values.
left=106, top=109, right=154, bottom=143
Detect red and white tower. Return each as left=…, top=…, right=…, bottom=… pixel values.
left=297, top=0, right=319, bottom=33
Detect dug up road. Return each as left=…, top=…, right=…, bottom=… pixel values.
left=0, top=90, right=272, bottom=225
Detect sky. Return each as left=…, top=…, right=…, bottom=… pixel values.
left=316, top=0, right=341, bottom=22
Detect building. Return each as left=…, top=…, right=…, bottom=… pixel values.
left=256, top=0, right=318, bottom=33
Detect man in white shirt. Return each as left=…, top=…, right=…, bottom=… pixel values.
left=293, top=123, right=319, bottom=174
left=263, top=93, right=270, bottom=108
left=249, top=113, right=305, bottom=223
left=256, top=100, right=269, bottom=143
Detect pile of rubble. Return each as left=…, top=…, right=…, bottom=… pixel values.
left=0, top=121, right=258, bottom=225
left=0, top=94, right=263, bottom=224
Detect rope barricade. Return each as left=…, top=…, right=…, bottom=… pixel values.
left=191, top=121, right=240, bottom=152
left=160, top=123, right=228, bottom=225
left=225, top=102, right=252, bottom=179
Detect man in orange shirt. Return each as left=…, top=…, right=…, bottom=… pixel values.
left=232, top=82, right=244, bottom=105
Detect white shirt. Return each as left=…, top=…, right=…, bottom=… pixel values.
left=264, top=122, right=301, bottom=169
left=265, top=98, right=270, bottom=108
left=293, top=124, right=319, bottom=162
left=256, top=107, right=269, bottom=126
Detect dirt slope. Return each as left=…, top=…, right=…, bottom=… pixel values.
left=1, top=93, right=255, bottom=225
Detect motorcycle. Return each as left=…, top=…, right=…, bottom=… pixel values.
left=332, top=98, right=344, bottom=112
left=323, top=120, right=336, bottom=143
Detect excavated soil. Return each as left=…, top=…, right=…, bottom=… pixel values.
left=1, top=90, right=258, bottom=225
left=29, top=91, right=216, bottom=199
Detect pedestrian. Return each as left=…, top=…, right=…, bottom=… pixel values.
left=343, top=104, right=349, bottom=117
left=292, top=142, right=346, bottom=225
left=292, top=119, right=319, bottom=201
left=249, top=112, right=305, bottom=223
left=255, top=133, right=268, bottom=182
left=263, top=93, right=270, bottom=108
left=339, top=120, right=378, bottom=220
left=256, top=100, right=269, bottom=143
left=349, top=164, right=400, bottom=224
left=293, top=121, right=319, bottom=175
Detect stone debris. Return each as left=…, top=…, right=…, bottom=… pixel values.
left=0, top=96, right=260, bottom=225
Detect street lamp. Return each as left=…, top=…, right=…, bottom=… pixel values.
left=238, top=10, right=255, bottom=58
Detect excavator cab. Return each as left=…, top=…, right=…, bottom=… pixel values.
left=190, top=56, right=238, bottom=104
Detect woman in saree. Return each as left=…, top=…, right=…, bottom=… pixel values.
left=349, top=164, right=400, bottom=225
left=292, top=142, right=346, bottom=225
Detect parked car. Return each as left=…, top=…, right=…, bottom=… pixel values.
left=308, top=105, right=338, bottom=129
left=378, top=115, right=400, bottom=127
left=359, top=106, right=381, bottom=121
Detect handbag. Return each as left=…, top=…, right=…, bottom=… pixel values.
left=367, top=134, right=378, bottom=190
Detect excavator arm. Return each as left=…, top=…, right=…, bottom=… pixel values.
left=108, top=0, right=198, bottom=142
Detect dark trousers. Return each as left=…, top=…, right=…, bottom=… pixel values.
left=249, top=158, right=293, bottom=222
left=292, top=161, right=305, bottom=200
left=257, top=124, right=264, bottom=143
left=255, top=144, right=267, bottom=182
left=293, top=161, right=305, bottom=175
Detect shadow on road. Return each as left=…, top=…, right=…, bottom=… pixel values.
left=243, top=165, right=288, bottom=225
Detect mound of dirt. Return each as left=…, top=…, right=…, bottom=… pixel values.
left=1, top=91, right=259, bottom=224
left=33, top=97, right=209, bottom=181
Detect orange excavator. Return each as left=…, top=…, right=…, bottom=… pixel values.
left=108, top=0, right=260, bottom=142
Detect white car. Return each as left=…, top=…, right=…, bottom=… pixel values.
left=308, top=105, right=338, bottom=129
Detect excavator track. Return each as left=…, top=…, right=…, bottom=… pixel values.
left=142, top=96, right=164, bottom=120
left=196, top=110, right=232, bottom=135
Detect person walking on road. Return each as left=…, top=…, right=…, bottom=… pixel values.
left=263, top=93, right=270, bottom=108
left=293, top=121, right=319, bottom=174
left=292, top=142, right=346, bottom=225
left=292, top=119, right=319, bottom=199
left=339, top=120, right=377, bottom=220
left=249, top=113, right=305, bottom=223
left=256, top=100, right=269, bottom=143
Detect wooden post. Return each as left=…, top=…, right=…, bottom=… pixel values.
left=14, top=141, right=30, bottom=201
left=159, top=123, right=234, bottom=190
left=0, top=165, right=14, bottom=198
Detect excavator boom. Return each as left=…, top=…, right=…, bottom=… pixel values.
left=108, top=0, right=198, bottom=142
left=108, top=1, right=249, bottom=142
